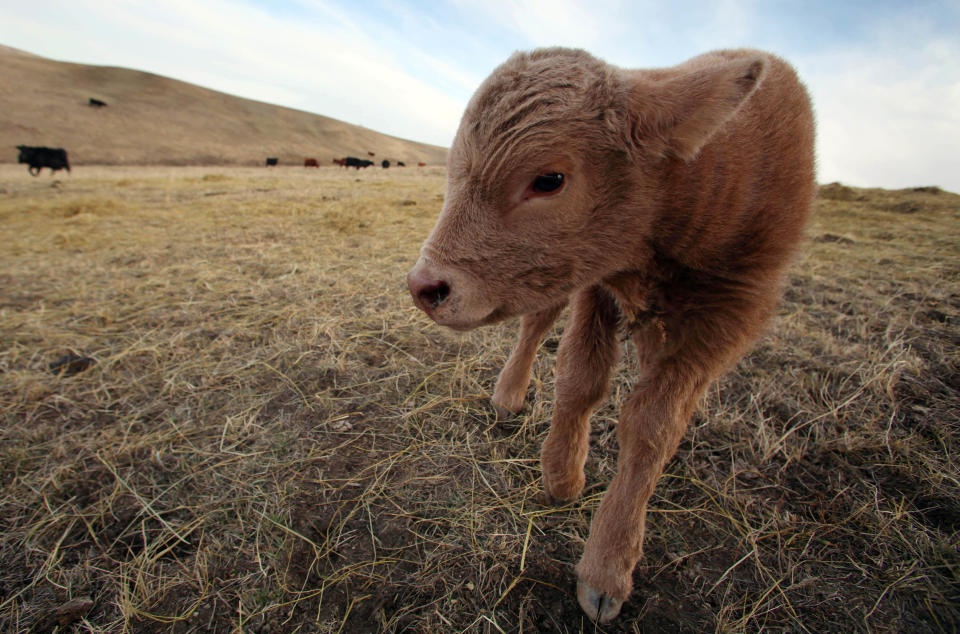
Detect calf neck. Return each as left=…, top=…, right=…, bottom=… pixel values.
left=408, top=47, right=815, bottom=622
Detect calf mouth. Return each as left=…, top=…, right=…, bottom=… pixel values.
left=422, top=298, right=508, bottom=332
left=430, top=305, right=503, bottom=332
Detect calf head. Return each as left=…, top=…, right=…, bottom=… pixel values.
left=408, top=47, right=766, bottom=329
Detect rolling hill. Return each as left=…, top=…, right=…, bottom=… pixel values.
left=0, top=44, right=448, bottom=167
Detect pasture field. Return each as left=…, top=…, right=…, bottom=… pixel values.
left=0, top=166, right=957, bottom=632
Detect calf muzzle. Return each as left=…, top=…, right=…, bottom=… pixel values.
left=407, top=265, right=450, bottom=316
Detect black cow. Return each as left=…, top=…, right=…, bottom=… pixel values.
left=382, top=159, right=390, bottom=169
left=343, top=157, right=375, bottom=169
left=265, top=157, right=278, bottom=166
left=17, top=146, right=71, bottom=176
left=89, top=98, right=107, bottom=107
left=397, top=161, right=406, bottom=167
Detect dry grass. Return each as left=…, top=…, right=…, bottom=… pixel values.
left=0, top=168, right=957, bottom=632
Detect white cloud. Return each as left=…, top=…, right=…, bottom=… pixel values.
left=452, top=0, right=626, bottom=51
left=798, top=36, right=960, bottom=192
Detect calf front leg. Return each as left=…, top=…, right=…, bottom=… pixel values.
left=492, top=302, right=565, bottom=417
left=541, top=286, right=619, bottom=503
left=574, top=362, right=703, bottom=622
left=574, top=302, right=766, bottom=622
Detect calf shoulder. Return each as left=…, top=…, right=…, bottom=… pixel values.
left=650, top=51, right=816, bottom=279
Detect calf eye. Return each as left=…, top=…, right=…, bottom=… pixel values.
left=532, top=173, right=564, bottom=193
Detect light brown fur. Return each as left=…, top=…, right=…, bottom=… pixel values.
left=408, top=47, right=815, bottom=622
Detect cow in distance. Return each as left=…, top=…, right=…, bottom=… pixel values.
left=342, top=157, right=374, bottom=169
left=17, top=146, right=71, bottom=176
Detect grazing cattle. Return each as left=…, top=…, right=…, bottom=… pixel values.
left=265, top=157, right=278, bottom=166
left=382, top=159, right=390, bottom=168
left=332, top=158, right=346, bottom=167
left=367, top=151, right=375, bottom=157
left=417, top=162, right=426, bottom=167
left=16, top=145, right=71, bottom=176
left=407, top=48, right=815, bottom=623
left=88, top=98, right=107, bottom=107
left=304, top=158, right=319, bottom=167
left=343, top=157, right=375, bottom=169
left=398, top=161, right=406, bottom=167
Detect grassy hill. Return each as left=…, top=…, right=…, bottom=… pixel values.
left=0, top=166, right=957, bottom=631
left=0, top=44, right=448, bottom=167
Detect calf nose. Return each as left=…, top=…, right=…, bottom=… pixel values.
left=407, top=267, right=451, bottom=314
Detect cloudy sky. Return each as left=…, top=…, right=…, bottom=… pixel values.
left=3, top=0, right=959, bottom=191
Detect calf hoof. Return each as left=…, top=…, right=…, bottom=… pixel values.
left=541, top=472, right=584, bottom=504
left=538, top=490, right=573, bottom=506
left=490, top=390, right=525, bottom=419
left=577, top=580, right=624, bottom=623
left=491, top=400, right=521, bottom=421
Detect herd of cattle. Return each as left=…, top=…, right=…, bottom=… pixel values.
left=14, top=145, right=428, bottom=176
left=292, top=156, right=426, bottom=169
left=14, top=94, right=430, bottom=175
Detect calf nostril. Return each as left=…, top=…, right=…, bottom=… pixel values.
left=418, top=281, right=451, bottom=308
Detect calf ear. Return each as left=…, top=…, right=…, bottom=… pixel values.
left=627, top=55, right=767, bottom=161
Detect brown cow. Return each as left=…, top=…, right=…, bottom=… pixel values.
left=304, top=158, right=319, bottom=167
left=417, top=162, right=426, bottom=167
left=407, top=48, right=815, bottom=622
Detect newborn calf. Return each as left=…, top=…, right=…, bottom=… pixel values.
left=408, top=47, right=814, bottom=622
